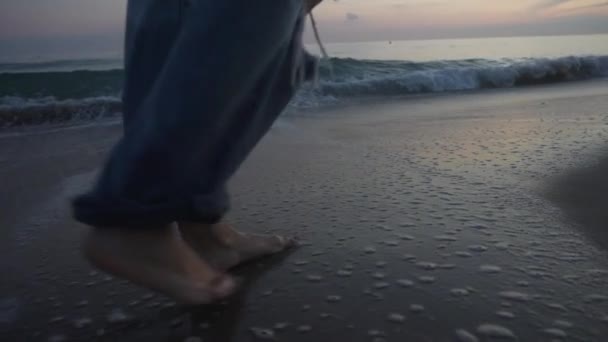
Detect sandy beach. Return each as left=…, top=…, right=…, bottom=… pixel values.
left=1, top=80, right=608, bottom=341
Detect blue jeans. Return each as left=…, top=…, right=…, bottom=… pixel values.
left=73, top=0, right=316, bottom=228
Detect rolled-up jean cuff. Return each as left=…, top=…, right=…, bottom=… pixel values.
left=72, top=191, right=228, bottom=229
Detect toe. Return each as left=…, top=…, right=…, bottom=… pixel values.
left=276, top=235, right=296, bottom=250
left=210, top=275, right=237, bottom=298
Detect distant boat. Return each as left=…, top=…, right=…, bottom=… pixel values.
left=389, top=41, right=392, bottom=44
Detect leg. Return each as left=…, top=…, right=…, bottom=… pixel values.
left=173, top=0, right=312, bottom=270
left=78, top=0, right=239, bottom=305
left=73, top=0, right=313, bottom=303
left=74, top=0, right=310, bottom=227
left=121, top=1, right=183, bottom=130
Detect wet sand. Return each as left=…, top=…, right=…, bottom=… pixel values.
left=1, top=80, right=608, bottom=341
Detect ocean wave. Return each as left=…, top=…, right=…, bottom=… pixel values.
left=0, top=96, right=121, bottom=127
left=0, top=69, right=123, bottom=101
left=1, top=55, right=606, bottom=126
left=313, top=54, right=608, bottom=98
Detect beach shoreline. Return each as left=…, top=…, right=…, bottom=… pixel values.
left=2, top=77, right=607, bottom=133
left=1, top=80, right=608, bottom=341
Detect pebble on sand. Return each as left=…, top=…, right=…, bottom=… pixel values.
left=73, top=317, right=92, bottom=329
left=396, top=279, right=414, bottom=287
left=409, top=304, right=425, bottom=313
left=451, top=288, right=470, bottom=296
left=476, top=323, right=516, bottom=339
left=416, top=261, right=438, bottom=270
left=374, top=281, right=390, bottom=289
left=306, top=275, right=323, bottom=282
left=336, top=269, right=352, bottom=277
left=454, top=329, right=479, bottom=342
left=418, top=276, right=436, bottom=284
left=274, top=322, right=289, bottom=330
left=467, top=245, right=488, bottom=252
left=480, top=265, right=502, bottom=273
left=250, top=327, right=275, bottom=339
left=364, top=246, right=377, bottom=254
left=106, top=308, right=132, bottom=324
left=552, top=320, right=573, bottom=329
left=543, top=328, right=567, bottom=338
left=387, top=313, right=406, bottom=323
left=496, top=311, right=515, bottom=319
left=326, top=295, right=342, bottom=303
left=297, top=325, right=312, bottom=333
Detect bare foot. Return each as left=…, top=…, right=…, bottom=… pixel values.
left=82, top=224, right=236, bottom=305
left=179, top=222, right=295, bottom=271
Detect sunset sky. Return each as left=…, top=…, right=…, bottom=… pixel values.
left=1, top=0, right=607, bottom=59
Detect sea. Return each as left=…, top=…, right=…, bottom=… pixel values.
left=1, top=34, right=607, bottom=126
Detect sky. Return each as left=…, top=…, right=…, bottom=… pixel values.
left=1, top=0, right=607, bottom=59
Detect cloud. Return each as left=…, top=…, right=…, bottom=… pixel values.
left=568, top=1, right=608, bottom=11
left=391, top=1, right=444, bottom=9
left=304, top=11, right=608, bottom=43
left=532, top=0, right=573, bottom=11
left=346, top=12, right=360, bottom=21
left=533, top=0, right=608, bottom=12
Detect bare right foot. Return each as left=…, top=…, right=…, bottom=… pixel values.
left=82, top=224, right=236, bottom=305
left=179, top=222, right=295, bottom=271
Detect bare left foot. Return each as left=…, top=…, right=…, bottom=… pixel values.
left=179, top=222, right=295, bottom=270
left=82, top=225, right=236, bottom=305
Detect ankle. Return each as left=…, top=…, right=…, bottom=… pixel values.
left=210, top=223, right=239, bottom=246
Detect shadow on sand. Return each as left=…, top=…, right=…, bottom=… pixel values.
left=185, top=248, right=298, bottom=342
left=545, top=153, right=608, bottom=251
left=103, top=248, right=298, bottom=342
